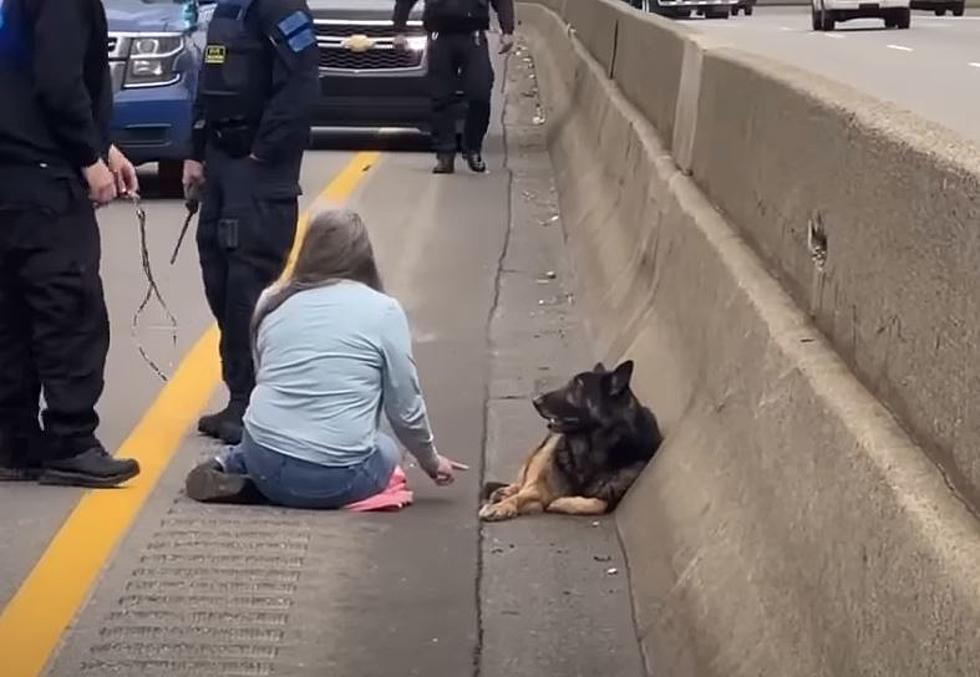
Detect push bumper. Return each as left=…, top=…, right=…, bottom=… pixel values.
left=315, top=72, right=432, bottom=131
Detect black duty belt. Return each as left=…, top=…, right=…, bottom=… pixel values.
left=209, top=120, right=259, bottom=158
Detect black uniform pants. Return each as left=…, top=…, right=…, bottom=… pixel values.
left=0, top=169, right=110, bottom=464
left=196, top=147, right=299, bottom=405
left=429, top=31, right=495, bottom=155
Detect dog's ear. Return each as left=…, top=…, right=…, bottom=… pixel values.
left=609, top=361, right=634, bottom=395
left=593, top=362, right=607, bottom=373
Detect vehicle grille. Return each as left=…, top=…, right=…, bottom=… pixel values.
left=313, top=23, right=403, bottom=39
left=107, top=36, right=119, bottom=52
left=319, top=47, right=423, bottom=71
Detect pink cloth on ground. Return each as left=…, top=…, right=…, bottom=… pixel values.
left=343, top=466, right=414, bottom=512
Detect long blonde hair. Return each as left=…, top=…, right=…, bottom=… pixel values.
left=250, top=208, right=384, bottom=352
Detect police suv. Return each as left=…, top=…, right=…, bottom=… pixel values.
left=308, top=0, right=463, bottom=134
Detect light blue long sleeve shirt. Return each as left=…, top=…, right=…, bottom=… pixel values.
left=243, top=280, right=439, bottom=472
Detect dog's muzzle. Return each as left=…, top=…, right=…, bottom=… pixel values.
left=547, top=416, right=589, bottom=434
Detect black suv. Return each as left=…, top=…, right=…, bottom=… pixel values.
left=310, top=0, right=463, bottom=136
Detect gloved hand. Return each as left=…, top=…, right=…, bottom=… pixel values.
left=183, top=159, right=205, bottom=200
left=499, top=33, right=515, bottom=54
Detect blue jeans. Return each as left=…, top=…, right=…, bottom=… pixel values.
left=218, top=430, right=401, bottom=509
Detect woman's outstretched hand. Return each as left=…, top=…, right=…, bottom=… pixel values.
left=430, top=454, right=469, bottom=486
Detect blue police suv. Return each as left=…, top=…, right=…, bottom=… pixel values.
left=105, top=0, right=212, bottom=196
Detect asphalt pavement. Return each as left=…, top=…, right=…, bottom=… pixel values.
left=0, top=38, right=646, bottom=677
left=691, top=7, right=980, bottom=143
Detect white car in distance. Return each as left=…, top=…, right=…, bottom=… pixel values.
left=812, top=0, right=912, bottom=30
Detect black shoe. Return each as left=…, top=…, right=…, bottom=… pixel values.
left=0, top=425, right=44, bottom=481
left=198, top=401, right=246, bottom=441
left=433, top=154, right=456, bottom=174
left=0, top=462, right=42, bottom=482
left=185, top=460, right=264, bottom=504
left=465, top=152, right=487, bottom=173
left=38, top=447, right=140, bottom=488
left=0, top=446, right=42, bottom=482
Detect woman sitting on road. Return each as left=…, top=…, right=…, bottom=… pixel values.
left=185, top=208, right=462, bottom=508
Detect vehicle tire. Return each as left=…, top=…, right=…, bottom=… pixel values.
left=897, top=7, right=911, bottom=27
left=745, top=4, right=754, bottom=14
left=820, top=9, right=835, bottom=30
left=812, top=6, right=822, bottom=29
left=953, top=2, right=965, bottom=15
left=935, top=8, right=946, bottom=15
left=158, top=160, right=184, bottom=199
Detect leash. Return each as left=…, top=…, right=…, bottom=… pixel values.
left=130, top=193, right=179, bottom=382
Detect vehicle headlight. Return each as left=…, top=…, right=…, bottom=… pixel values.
left=125, top=34, right=185, bottom=88
left=406, top=36, right=427, bottom=51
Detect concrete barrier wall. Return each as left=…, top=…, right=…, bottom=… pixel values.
left=524, top=0, right=980, bottom=514
left=611, top=9, right=688, bottom=144
left=519, top=2, right=980, bottom=675
left=689, top=48, right=980, bottom=509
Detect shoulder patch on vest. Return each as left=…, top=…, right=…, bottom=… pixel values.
left=286, top=27, right=316, bottom=53
left=276, top=10, right=310, bottom=37
left=205, top=44, right=227, bottom=64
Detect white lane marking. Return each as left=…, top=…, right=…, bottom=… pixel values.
left=970, top=62, right=980, bottom=69
left=824, top=33, right=845, bottom=39
left=887, top=44, right=914, bottom=52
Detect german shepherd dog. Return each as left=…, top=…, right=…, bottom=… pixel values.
left=479, top=361, right=662, bottom=522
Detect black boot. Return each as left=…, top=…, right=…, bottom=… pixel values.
left=198, top=400, right=246, bottom=444
left=465, top=152, right=487, bottom=174
left=0, top=454, right=41, bottom=481
left=433, top=153, right=456, bottom=174
left=185, top=460, right=265, bottom=504
left=38, top=445, right=140, bottom=488
left=0, top=427, right=43, bottom=482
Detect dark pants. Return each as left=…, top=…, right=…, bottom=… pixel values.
left=196, top=147, right=299, bottom=404
left=0, top=168, right=110, bottom=464
left=429, top=31, right=494, bottom=154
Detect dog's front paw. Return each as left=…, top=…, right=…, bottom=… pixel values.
left=489, top=485, right=518, bottom=504
left=479, top=501, right=518, bottom=522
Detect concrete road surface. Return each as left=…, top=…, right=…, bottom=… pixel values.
left=0, top=41, right=646, bottom=677
left=692, top=8, right=980, bottom=143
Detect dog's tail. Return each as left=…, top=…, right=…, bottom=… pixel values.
left=481, top=481, right=509, bottom=501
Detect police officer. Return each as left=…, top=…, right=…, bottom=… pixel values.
left=393, top=0, right=515, bottom=174
left=0, top=0, right=141, bottom=486
left=183, top=0, right=319, bottom=445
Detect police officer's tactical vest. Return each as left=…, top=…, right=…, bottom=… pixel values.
left=199, top=0, right=273, bottom=125
left=424, top=0, right=491, bottom=32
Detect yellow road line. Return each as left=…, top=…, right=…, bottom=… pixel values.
left=0, top=150, right=380, bottom=677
